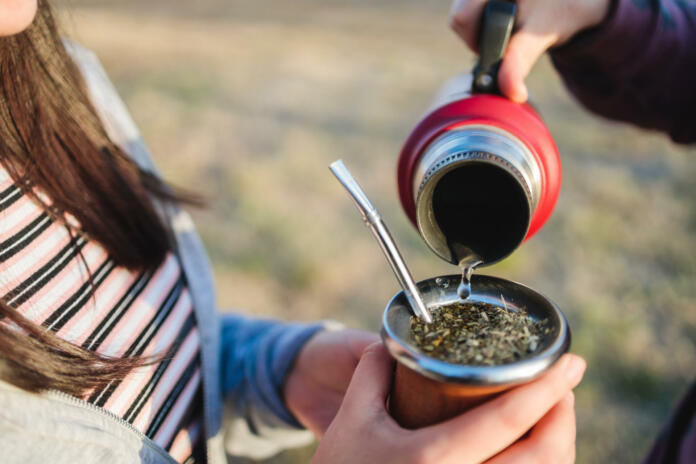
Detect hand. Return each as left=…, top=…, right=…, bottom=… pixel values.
left=450, top=0, right=611, bottom=102
left=312, top=342, right=585, bottom=464
left=284, top=328, right=379, bottom=437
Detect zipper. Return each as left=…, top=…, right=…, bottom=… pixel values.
left=47, top=389, right=179, bottom=464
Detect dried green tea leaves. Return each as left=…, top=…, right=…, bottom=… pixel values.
left=409, top=302, right=550, bottom=365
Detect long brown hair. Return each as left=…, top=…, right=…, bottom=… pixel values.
left=0, top=0, right=190, bottom=396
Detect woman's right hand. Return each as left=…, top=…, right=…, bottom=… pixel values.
left=312, top=342, right=585, bottom=464
left=450, top=0, right=611, bottom=103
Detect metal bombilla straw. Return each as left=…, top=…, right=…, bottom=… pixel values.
left=329, top=160, right=433, bottom=324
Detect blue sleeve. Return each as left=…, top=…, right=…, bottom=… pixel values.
left=219, top=313, right=324, bottom=431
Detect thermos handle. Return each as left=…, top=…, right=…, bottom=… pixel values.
left=472, top=0, right=516, bottom=94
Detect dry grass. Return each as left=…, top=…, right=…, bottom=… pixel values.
left=56, top=1, right=696, bottom=462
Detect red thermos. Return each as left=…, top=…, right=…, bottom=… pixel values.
left=397, top=1, right=561, bottom=266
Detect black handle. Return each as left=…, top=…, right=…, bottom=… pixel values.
left=471, top=0, right=516, bottom=94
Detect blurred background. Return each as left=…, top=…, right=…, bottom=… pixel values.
left=56, top=0, right=695, bottom=462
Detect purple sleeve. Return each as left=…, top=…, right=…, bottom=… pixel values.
left=641, top=380, right=696, bottom=464
left=550, top=0, right=696, bottom=144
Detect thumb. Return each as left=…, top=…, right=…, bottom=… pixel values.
left=340, top=341, right=395, bottom=413
left=498, top=28, right=556, bottom=103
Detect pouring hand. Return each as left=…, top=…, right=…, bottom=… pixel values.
left=450, top=0, right=610, bottom=103
left=283, top=328, right=379, bottom=437
left=312, top=342, right=585, bottom=464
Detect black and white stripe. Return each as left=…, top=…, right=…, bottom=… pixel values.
left=81, top=269, right=154, bottom=351
left=3, top=236, right=87, bottom=307
left=0, top=213, right=52, bottom=263
left=118, top=313, right=197, bottom=421
left=42, top=257, right=117, bottom=332
left=89, top=275, right=186, bottom=407
left=145, top=354, right=199, bottom=438
left=0, top=184, right=23, bottom=213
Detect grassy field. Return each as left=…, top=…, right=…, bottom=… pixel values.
left=56, top=1, right=696, bottom=462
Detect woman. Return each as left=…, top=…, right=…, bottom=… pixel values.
left=451, top=0, right=696, bottom=462
left=0, top=1, right=584, bottom=463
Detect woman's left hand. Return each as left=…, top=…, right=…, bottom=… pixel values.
left=283, top=328, right=379, bottom=437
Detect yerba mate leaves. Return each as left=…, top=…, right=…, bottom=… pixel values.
left=409, top=303, right=550, bottom=365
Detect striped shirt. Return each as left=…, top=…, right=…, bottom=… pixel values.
left=0, top=167, right=206, bottom=463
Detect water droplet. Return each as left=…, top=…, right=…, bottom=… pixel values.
left=457, top=258, right=482, bottom=301
left=435, top=277, right=449, bottom=288
left=457, top=279, right=470, bottom=299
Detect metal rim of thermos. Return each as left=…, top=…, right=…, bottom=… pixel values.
left=412, top=125, right=543, bottom=266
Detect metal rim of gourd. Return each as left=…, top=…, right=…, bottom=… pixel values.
left=381, top=274, right=571, bottom=386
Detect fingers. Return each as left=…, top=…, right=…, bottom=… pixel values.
left=485, top=391, right=577, bottom=464
left=450, top=0, right=558, bottom=103
left=498, top=28, right=557, bottom=102
left=419, top=354, right=586, bottom=464
left=450, top=0, right=488, bottom=51
left=343, top=330, right=381, bottom=362
left=340, top=342, right=395, bottom=414
left=331, top=330, right=381, bottom=387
